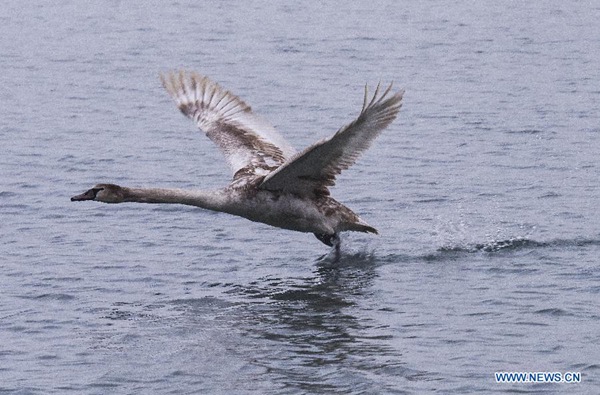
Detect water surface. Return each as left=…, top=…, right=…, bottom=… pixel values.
left=1, top=1, right=599, bottom=393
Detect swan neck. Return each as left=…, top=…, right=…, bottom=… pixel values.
left=124, top=187, right=227, bottom=211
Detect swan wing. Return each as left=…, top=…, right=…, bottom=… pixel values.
left=259, top=83, right=403, bottom=197
left=161, top=71, right=296, bottom=180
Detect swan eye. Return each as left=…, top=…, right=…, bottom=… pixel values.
left=71, top=187, right=105, bottom=202
left=89, top=187, right=104, bottom=199
left=82, top=187, right=104, bottom=200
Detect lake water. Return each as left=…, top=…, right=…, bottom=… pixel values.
left=1, top=1, right=599, bottom=393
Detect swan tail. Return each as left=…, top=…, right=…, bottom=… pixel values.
left=348, top=221, right=379, bottom=234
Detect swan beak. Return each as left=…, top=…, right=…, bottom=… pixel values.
left=71, top=189, right=96, bottom=201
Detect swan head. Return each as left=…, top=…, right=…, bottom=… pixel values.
left=71, top=183, right=127, bottom=203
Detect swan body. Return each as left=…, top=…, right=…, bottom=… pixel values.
left=72, top=71, right=404, bottom=247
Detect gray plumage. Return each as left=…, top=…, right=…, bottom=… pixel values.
left=72, top=71, right=404, bottom=247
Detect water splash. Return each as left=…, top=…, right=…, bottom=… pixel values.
left=438, top=237, right=545, bottom=253
left=436, top=236, right=600, bottom=254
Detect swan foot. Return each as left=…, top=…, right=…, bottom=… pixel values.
left=314, top=233, right=341, bottom=261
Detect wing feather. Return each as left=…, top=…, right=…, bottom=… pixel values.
left=259, top=83, right=404, bottom=197
left=161, top=71, right=296, bottom=180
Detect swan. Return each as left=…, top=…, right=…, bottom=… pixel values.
left=72, top=71, right=404, bottom=249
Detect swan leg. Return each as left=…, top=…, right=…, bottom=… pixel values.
left=332, top=233, right=341, bottom=262
left=314, top=233, right=336, bottom=246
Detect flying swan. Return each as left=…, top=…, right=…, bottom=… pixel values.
left=72, top=71, right=404, bottom=250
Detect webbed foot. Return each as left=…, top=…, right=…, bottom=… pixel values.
left=314, top=233, right=342, bottom=263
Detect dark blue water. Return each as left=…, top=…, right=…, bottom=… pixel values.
left=1, top=1, right=599, bottom=393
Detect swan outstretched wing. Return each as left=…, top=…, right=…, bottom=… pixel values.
left=161, top=71, right=296, bottom=180
left=259, top=83, right=403, bottom=197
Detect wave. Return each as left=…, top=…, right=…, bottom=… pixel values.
left=311, top=236, right=600, bottom=266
